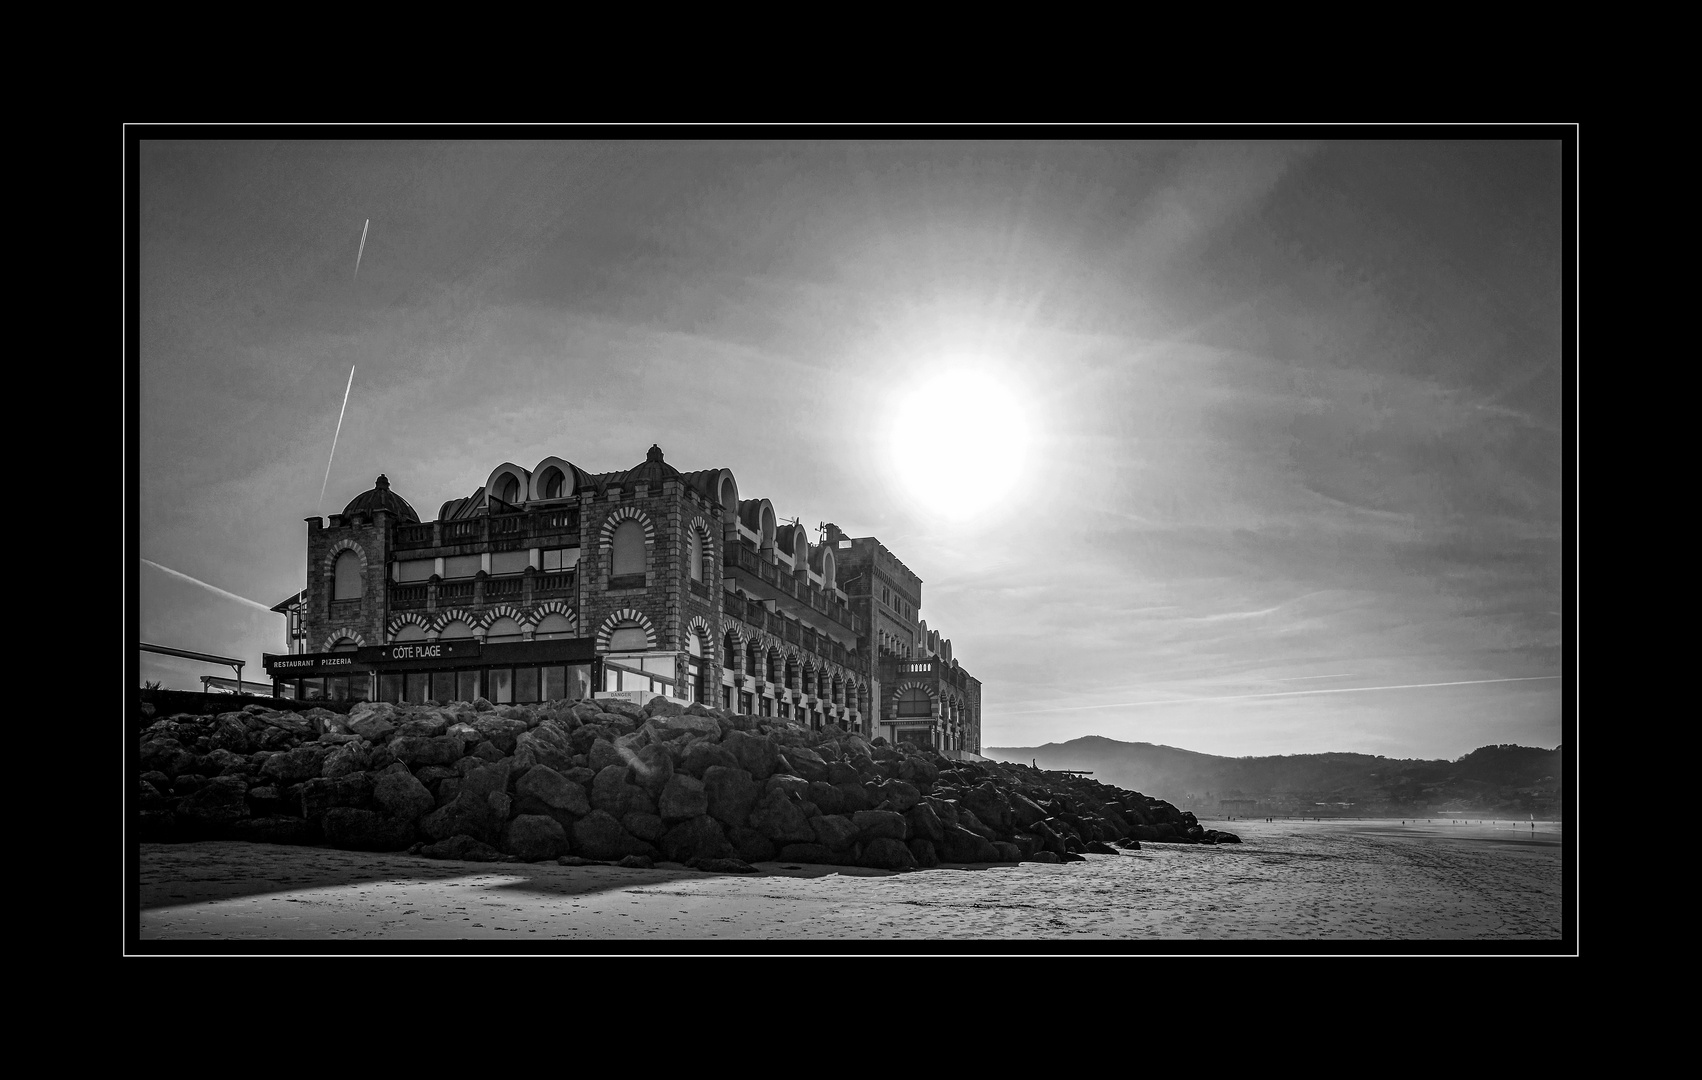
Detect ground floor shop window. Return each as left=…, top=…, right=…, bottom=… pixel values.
left=380, top=673, right=403, bottom=702
left=777, top=701, right=790, bottom=721
left=489, top=668, right=513, bottom=703
left=432, top=672, right=455, bottom=704
left=515, top=666, right=540, bottom=703
left=406, top=673, right=429, bottom=704
left=458, top=670, right=482, bottom=703
left=722, top=685, right=732, bottom=710
left=739, top=691, right=753, bottom=714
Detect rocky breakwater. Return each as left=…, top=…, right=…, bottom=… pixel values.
left=138, top=697, right=1240, bottom=869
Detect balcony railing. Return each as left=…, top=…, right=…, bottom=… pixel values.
left=394, top=523, right=436, bottom=549
left=393, top=508, right=581, bottom=553
left=439, top=580, right=475, bottom=602
left=390, top=583, right=428, bottom=609
left=486, top=575, right=525, bottom=599
left=534, top=571, right=575, bottom=595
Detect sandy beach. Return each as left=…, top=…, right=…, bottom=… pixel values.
left=135, top=818, right=1565, bottom=949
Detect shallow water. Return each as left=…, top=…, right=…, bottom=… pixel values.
left=137, top=818, right=1565, bottom=945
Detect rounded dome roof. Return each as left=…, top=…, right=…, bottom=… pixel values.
left=613, top=444, right=682, bottom=489
left=342, top=474, right=419, bottom=524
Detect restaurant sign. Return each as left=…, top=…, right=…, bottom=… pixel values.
left=359, top=640, right=482, bottom=664
left=263, top=651, right=370, bottom=677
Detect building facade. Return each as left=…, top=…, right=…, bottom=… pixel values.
left=264, top=446, right=982, bottom=754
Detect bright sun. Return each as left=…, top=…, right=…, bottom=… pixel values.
left=887, top=365, right=1033, bottom=522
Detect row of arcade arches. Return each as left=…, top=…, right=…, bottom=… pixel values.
left=720, top=626, right=867, bottom=712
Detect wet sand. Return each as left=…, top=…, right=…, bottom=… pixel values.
left=136, top=818, right=1565, bottom=947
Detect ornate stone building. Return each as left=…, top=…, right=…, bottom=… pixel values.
left=266, top=445, right=982, bottom=754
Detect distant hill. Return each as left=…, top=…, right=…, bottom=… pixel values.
left=984, top=737, right=1562, bottom=818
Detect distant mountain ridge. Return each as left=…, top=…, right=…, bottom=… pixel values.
left=985, top=736, right=1562, bottom=817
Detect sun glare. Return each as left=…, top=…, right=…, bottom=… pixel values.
left=887, top=365, right=1033, bottom=523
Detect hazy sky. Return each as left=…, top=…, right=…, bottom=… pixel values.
left=135, top=137, right=1567, bottom=760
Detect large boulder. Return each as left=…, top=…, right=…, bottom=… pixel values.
left=906, top=801, right=946, bottom=845
left=859, top=837, right=916, bottom=871
left=574, top=810, right=656, bottom=861
left=682, top=740, right=741, bottom=778
left=852, top=810, right=909, bottom=842
left=727, top=825, right=777, bottom=864
left=398, top=711, right=452, bottom=738
left=962, top=782, right=1011, bottom=832
left=391, top=736, right=464, bottom=768
left=372, top=768, right=435, bottom=821
left=1008, top=792, right=1048, bottom=830
left=659, top=814, right=736, bottom=863
left=898, top=755, right=938, bottom=785
left=322, top=807, right=415, bottom=851
left=514, top=765, right=590, bottom=817
left=622, top=812, right=667, bottom=844
left=907, top=838, right=940, bottom=868
left=657, top=774, right=710, bottom=822
left=516, top=723, right=576, bottom=772
left=597, top=698, right=647, bottom=723
left=502, top=815, right=570, bottom=861
left=472, top=716, right=528, bottom=754
left=836, top=781, right=877, bottom=813
left=957, top=807, right=1001, bottom=842
left=174, top=776, right=250, bottom=835
left=877, top=779, right=923, bottom=812
left=765, top=774, right=812, bottom=800
left=807, top=780, right=846, bottom=815
left=809, top=814, right=860, bottom=852
left=720, top=730, right=780, bottom=780
left=260, top=745, right=329, bottom=783
left=629, top=743, right=676, bottom=801
left=747, top=788, right=817, bottom=845
left=299, top=774, right=375, bottom=818
left=783, top=746, right=830, bottom=783
left=591, top=765, right=655, bottom=818
left=702, top=766, right=762, bottom=829
left=642, top=695, right=687, bottom=719
left=587, top=738, right=630, bottom=775
left=939, top=825, right=1001, bottom=863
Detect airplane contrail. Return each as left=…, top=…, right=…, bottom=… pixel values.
left=1278, top=673, right=1358, bottom=681
left=996, top=676, right=1563, bottom=716
left=317, top=365, right=356, bottom=516
left=140, top=558, right=273, bottom=612
left=354, top=218, right=369, bottom=279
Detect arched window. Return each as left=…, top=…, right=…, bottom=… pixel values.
left=498, top=475, right=521, bottom=506
left=611, top=520, right=645, bottom=577
left=541, top=467, right=565, bottom=500
left=333, top=551, right=362, bottom=600
left=438, top=620, right=476, bottom=640
left=392, top=623, right=426, bottom=643
left=486, top=616, right=524, bottom=643
left=330, top=637, right=359, bottom=653
left=897, top=686, right=931, bottom=717
left=723, top=630, right=741, bottom=671
left=689, top=527, right=704, bottom=582
left=608, top=619, right=649, bottom=651
left=534, top=612, right=574, bottom=640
